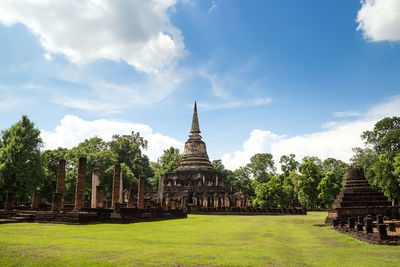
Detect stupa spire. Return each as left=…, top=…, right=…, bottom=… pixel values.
left=190, top=101, right=201, bottom=135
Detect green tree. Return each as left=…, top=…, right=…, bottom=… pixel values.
left=317, top=171, right=341, bottom=208
left=150, top=147, right=182, bottom=189
left=0, top=115, right=43, bottom=202
left=108, top=132, right=153, bottom=184
left=231, top=166, right=254, bottom=197
left=212, top=160, right=234, bottom=188
left=279, top=154, right=299, bottom=177
left=298, top=157, right=323, bottom=209
left=253, top=175, right=286, bottom=208
left=247, top=153, right=276, bottom=184
left=352, top=117, right=400, bottom=204
left=66, top=137, right=118, bottom=201
left=40, top=147, right=69, bottom=202
left=361, top=117, right=400, bottom=156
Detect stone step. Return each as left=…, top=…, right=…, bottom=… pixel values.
left=341, top=196, right=388, bottom=202
left=0, top=218, right=18, bottom=224
left=339, top=201, right=392, bottom=207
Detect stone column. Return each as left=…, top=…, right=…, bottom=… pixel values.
left=365, top=218, right=373, bottom=233
left=388, top=223, right=396, bottom=232
left=91, top=168, right=100, bottom=208
left=56, top=159, right=66, bottom=207
left=52, top=192, right=62, bottom=213
left=376, top=214, right=384, bottom=224
left=119, top=169, right=123, bottom=203
left=127, top=188, right=136, bottom=208
left=203, top=195, right=208, bottom=208
left=31, top=190, right=43, bottom=211
left=377, top=224, right=388, bottom=240
left=111, top=164, right=121, bottom=208
left=157, top=174, right=165, bottom=204
left=5, top=192, right=16, bottom=211
left=95, top=186, right=104, bottom=208
left=348, top=218, right=355, bottom=229
left=74, top=157, right=86, bottom=212
left=137, top=175, right=145, bottom=209
left=224, top=194, right=230, bottom=208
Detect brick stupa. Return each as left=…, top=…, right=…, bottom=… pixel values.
left=325, top=166, right=399, bottom=224
left=157, top=102, right=231, bottom=210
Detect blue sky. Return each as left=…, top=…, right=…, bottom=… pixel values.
left=0, top=0, right=400, bottom=170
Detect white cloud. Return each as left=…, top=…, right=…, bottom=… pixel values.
left=332, top=111, right=361, bottom=118
left=0, top=0, right=185, bottom=73
left=43, top=53, right=53, bottom=61
left=52, top=71, right=180, bottom=114
left=222, top=96, right=400, bottom=170
left=208, top=1, right=218, bottom=15
left=198, top=97, right=272, bottom=111
left=41, top=115, right=184, bottom=161
left=357, top=0, right=400, bottom=42
left=221, top=129, right=282, bottom=170
left=0, top=96, right=31, bottom=111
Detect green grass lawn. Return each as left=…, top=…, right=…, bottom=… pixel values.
left=0, top=212, right=399, bottom=266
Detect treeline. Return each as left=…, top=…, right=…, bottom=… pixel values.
left=1, top=115, right=399, bottom=209
left=0, top=115, right=153, bottom=204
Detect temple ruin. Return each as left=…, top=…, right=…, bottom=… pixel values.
left=326, top=166, right=400, bottom=245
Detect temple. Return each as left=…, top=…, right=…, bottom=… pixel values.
left=157, top=102, right=234, bottom=212
left=326, top=166, right=399, bottom=224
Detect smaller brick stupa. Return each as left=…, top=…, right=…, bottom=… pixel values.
left=325, top=166, right=399, bottom=224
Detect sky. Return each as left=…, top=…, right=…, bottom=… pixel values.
left=0, top=0, right=400, bottom=170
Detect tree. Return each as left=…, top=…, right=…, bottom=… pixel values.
left=253, top=175, right=286, bottom=208
left=361, top=117, right=400, bottom=156
left=321, top=158, right=348, bottom=188
left=352, top=117, right=400, bottom=204
left=231, top=166, right=254, bottom=197
left=212, top=160, right=233, bottom=188
left=108, top=132, right=153, bottom=184
left=40, top=147, right=69, bottom=202
left=66, top=137, right=118, bottom=201
left=317, top=171, right=341, bottom=208
left=297, top=157, right=323, bottom=209
left=150, top=147, right=182, bottom=189
left=279, top=154, right=299, bottom=177
left=247, top=153, right=276, bottom=184
left=0, top=115, right=43, bottom=202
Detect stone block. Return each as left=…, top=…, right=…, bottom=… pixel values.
left=112, top=164, right=121, bottom=209
left=377, top=224, right=387, bottom=240
left=91, top=168, right=100, bottom=208
left=31, top=190, right=43, bottom=211
left=127, top=188, right=136, bottom=208
left=137, top=175, right=145, bottom=209
left=52, top=192, right=62, bottom=213
left=376, top=214, right=384, bottom=224
left=5, top=192, right=16, bottom=210
left=365, top=218, right=373, bottom=234
left=56, top=159, right=66, bottom=206
left=74, top=157, right=86, bottom=212
left=348, top=217, right=355, bottom=229
left=388, top=223, right=396, bottom=232
left=96, top=186, right=104, bottom=208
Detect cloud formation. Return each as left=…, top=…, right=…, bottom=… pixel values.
left=0, top=0, right=185, bottom=73
left=222, top=96, right=400, bottom=170
left=41, top=115, right=184, bottom=161
left=357, top=0, right=400, bottom=41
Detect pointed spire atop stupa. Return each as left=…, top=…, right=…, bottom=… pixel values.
left=190, top=101, right=201, bottom=135
left=175, top=101, right=213, bottom=171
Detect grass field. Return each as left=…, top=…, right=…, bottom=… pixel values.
left=0, top=212, right=399, bottom=266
